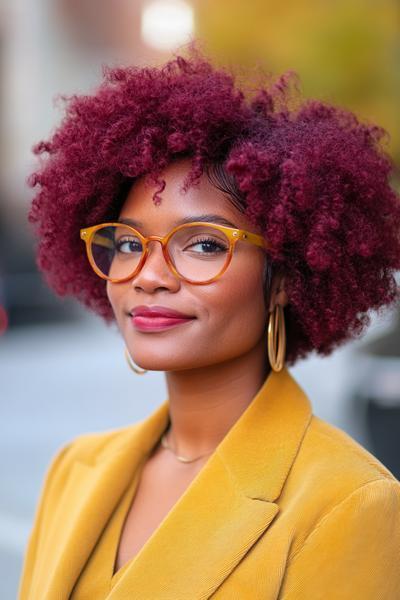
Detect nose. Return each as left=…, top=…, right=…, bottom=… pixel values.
left=131, top=238, right=180, bottom=292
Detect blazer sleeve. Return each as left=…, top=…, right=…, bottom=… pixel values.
left=17, top=441, right=74, bottom=600
left=279, top=478, right=400, bottom=599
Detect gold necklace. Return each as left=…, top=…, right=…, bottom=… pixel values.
left=160, top=429, right=217, bottom=464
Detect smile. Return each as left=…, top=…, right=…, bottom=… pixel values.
left=130, top=315, right=196, bottom=331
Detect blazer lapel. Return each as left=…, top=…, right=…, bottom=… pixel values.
left=107, top=366, right=312, bottom=599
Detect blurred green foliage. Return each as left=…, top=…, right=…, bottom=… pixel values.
left=196, top=0, right=400, bottom=165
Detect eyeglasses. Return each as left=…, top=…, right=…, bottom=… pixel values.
left=80, top=221, right=271, bottom=285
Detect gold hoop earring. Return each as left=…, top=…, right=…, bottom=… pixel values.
left=125, top=347, right=148, bottom=374
left=268, top=304, right=286, bottom=372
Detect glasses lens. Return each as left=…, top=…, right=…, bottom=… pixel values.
left=90, top=225, right=143, bottom=280
left=168, top=225, right=230, bottom=282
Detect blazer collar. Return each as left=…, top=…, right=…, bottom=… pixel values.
left=38, top=365, right=312, bottom=600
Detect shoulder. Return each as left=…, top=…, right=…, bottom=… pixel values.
left=293, top=413, right=399, bottom=498
left=282, top=413, right=400, bottom=552
left=279, top=416, right=400, bottom=597
left=279, top=415, right=400, bottom=557
left=64, top=422, right=141, bottom=461
left=40, top=421, right=143, bottom=492
left=301, top=414, right=398, bottom=485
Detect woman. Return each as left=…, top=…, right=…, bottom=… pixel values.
left=19, top=49, right=400, bottom=599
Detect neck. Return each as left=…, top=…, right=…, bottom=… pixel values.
left=163, top=336, right=271, bottom=460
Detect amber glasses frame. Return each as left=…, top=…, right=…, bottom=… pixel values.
left=80, top=221, right=271, bottom=285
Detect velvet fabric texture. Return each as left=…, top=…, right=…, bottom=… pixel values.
left=18, top=367, right=400, bottom=599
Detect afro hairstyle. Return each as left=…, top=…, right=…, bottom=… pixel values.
left=27, top=47, right=400, bottom=365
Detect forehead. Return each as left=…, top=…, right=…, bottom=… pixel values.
left=118, top=158, right=256, bottom=234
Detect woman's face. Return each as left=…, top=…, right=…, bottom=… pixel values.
left=106, top=158, right=270, bottom=372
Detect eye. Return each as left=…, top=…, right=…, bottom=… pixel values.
left=115, top=236, right=142, bottom=254
left=185, top=236, right=228, bottom=255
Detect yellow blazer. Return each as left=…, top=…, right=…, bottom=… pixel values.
left=18, top=366, right=400, bottom=599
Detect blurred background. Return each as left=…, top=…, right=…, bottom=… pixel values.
left=0, top=0, right=399, bottom=597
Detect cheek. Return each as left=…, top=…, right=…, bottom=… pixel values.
left=202, top=259, right=267, bottom=346
left=106, top=281, right=124, bottom=324
left=106, top=281, right=115, bottom=311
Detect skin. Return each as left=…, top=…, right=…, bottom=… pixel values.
left=107, top=157, right=288, bottom=466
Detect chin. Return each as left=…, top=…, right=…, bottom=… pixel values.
left=129, top=353, right=210, bottom=373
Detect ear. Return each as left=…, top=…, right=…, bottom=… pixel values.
left=268, top=273, right=289, bottom=313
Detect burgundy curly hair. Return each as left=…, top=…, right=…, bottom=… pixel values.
left=27, top=48, right=400, bottom=365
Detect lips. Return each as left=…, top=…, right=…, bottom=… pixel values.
left=130, top=305, right=194, bottom=319
left=129, top=305, right=196, bottom=332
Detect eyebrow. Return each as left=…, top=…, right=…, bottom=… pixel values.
left=117, top=214, right=239, bottom=229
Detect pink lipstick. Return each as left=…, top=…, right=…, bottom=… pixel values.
left=129, top=305, right=196, bottom=332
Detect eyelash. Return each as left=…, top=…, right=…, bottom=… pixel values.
left=189, top=237, right=228, bottom=253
